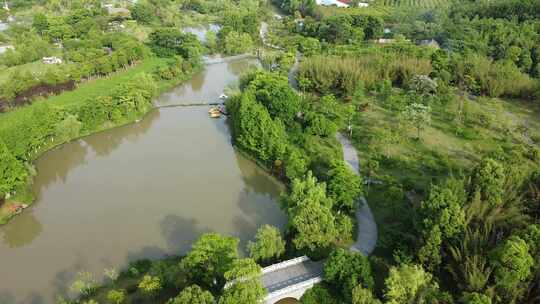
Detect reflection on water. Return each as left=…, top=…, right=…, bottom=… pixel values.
left=182, top=24, right=220, bottom=42
left=0, top=59, right=285, bottom=304
left=156, top=58, right=259, bottom=106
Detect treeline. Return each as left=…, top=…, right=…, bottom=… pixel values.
left=228, top=70, right=363, bottom=254
left=409, top=156, right=540, bottom=304
left=0, top=73, right=158, bottom=200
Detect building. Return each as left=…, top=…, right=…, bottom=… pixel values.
left=316, top=0, right=369, bottom=7
left=42, top=57, right=63, bottom=64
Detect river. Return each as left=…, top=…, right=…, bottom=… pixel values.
left=0, top=58, right=287, bottom=304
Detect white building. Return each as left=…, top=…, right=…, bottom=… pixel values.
left=42, top=57, right=63, bottom=64
left=315, top=0, right=369, bottom=8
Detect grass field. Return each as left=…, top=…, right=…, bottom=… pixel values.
left=345, top=95, right=540, bottom=256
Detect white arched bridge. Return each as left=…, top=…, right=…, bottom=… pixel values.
left=261, top=256, right=324, bottom=303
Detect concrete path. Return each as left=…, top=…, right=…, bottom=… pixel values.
left=336, top=133, right=378, bottom=255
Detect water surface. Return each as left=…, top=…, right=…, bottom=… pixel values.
left=0, top=59, right=286, bottom=304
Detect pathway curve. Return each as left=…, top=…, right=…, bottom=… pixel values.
left=336, top=133, right=377, bottom=255
left=261, top=18, right=378, bottom=255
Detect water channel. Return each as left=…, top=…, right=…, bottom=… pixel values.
left=0, top=58, right=287, bottom=304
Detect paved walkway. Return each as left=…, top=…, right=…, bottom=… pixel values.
left=336, top=133, right=378, bottom=255
left=262, top=259, right=324, bottom=293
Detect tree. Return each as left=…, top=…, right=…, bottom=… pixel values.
left=219, top=259, right=266, bottom=304
left=282, top=172, right=337, bottom=251
left=461, top=292, right=492, bottom=304
left=247, top=225, right=286, bottom=263
left=246, top=71, right=300, bottom=125
left=300, top=284, right=337, bottom=304
left=490, top=235, right=533, bottom=300
left=149, top=28, right=202, bottom=59
left=167, top=285, right=214, bottom=304
left=471, top=158, right=505, bottom=207
left=106, top=289, right=126, bottom=304
left=384, top=264, right=441, bottom=304
left=222, top=31, right=253, bottom=55
left=180, top=233, right=239, bottom=289
left=401, top=103, right=431, bottom=140
left=352, top=285, right=382, bottom=304
left=33, top=13, right=49, bottom=35
left=324, top=248, right=374, bottom=302
left=0, top=139, right=27, bottom=195
left=326, top=161, right=363, bottom=213
left=131, top=3, right=154, bottom=24
left=138, top=275, right=162, bottom=297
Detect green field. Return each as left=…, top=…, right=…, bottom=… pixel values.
left=0, top=57, right=169, bottom=131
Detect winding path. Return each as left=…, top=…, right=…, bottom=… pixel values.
left=336, top=134, right=378, bottom=255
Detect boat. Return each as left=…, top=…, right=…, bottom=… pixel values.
left=209, top=107, right=221, bottom=118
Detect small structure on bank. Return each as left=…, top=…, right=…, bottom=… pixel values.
left=42, top=56, right=63, bottom=64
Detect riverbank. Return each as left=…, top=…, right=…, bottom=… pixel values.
left=0, top=57, right=203, bottom=225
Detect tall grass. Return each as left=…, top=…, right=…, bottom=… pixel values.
left=298, top=55, right=432, bottom=96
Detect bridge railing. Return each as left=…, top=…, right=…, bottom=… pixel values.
left=261, top=256, right=310, bottom=275
left=265, top=276, right=323, bottom=300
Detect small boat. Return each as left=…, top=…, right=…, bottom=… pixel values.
left=209, top=107, right=221, bottom=118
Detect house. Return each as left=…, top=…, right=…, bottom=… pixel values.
left=42, top=56, right=63, bottom=64
left=107, top=7, right=131, bottom=17
left=316, top=0, right=349, bottom=8
left=316, top=0, right=369, bottom=8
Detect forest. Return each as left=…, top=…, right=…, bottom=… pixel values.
left=0, top=0, right=539, bottom=304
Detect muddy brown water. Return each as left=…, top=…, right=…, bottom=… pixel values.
left=0, top=58, right=287, bottom=304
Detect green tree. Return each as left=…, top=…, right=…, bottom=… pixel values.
left=471, top=158, right=505, bottom=207
left=223, top=31, right=253, bottom=55
left=401, top=103, right=431, bottom=140
left=106, top=289, right=125, bottom=304
left=138, top=275, right=162, bottom=297
left=247, top=71, right=300, bottom=125
left=247, top=225, right=286, bottom=263
left=384, top=264, right=441, bottom=304
left=300, top=283, right=337, bottom=304
left=324, top=248, right=374, bottom=301
left=461, top=292, right=492, bottom=304
left=490, top=235, right=533, bottom=300
left=282, top=172, right=337, bottom=250
left=149, top=28, right=202, bottom=59
left=33, top=13, right=49, bottom=34
left=0, top=139, right=27, bottom=195
left=352, top=285, right=382, bottom=304
left=326, top=161, right=363, bottom=213
left=180, top=233, right=239, bottom=289
left=219, top=259, right=266, bottom=304
left=55, top=114, right=82, bottom=143
left=168, top=285, right=214, bottom=304
left=131, top=3, right=154, bottom=24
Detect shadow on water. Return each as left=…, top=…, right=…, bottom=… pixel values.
left=1, top=210, right=42, bottom=248
left=84, top=109, right=161, bottom=158
left=160, top=214, right=210, bottom=254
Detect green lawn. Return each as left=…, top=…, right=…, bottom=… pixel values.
left=0, top=57, right=169, bottom=130
left=0, top=61, right=55, bottom=84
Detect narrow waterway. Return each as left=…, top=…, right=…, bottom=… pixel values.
left=0, top=58, right=287, bottom=304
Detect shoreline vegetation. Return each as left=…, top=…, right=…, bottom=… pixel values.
left=0, top=56, right=203, bottom=225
